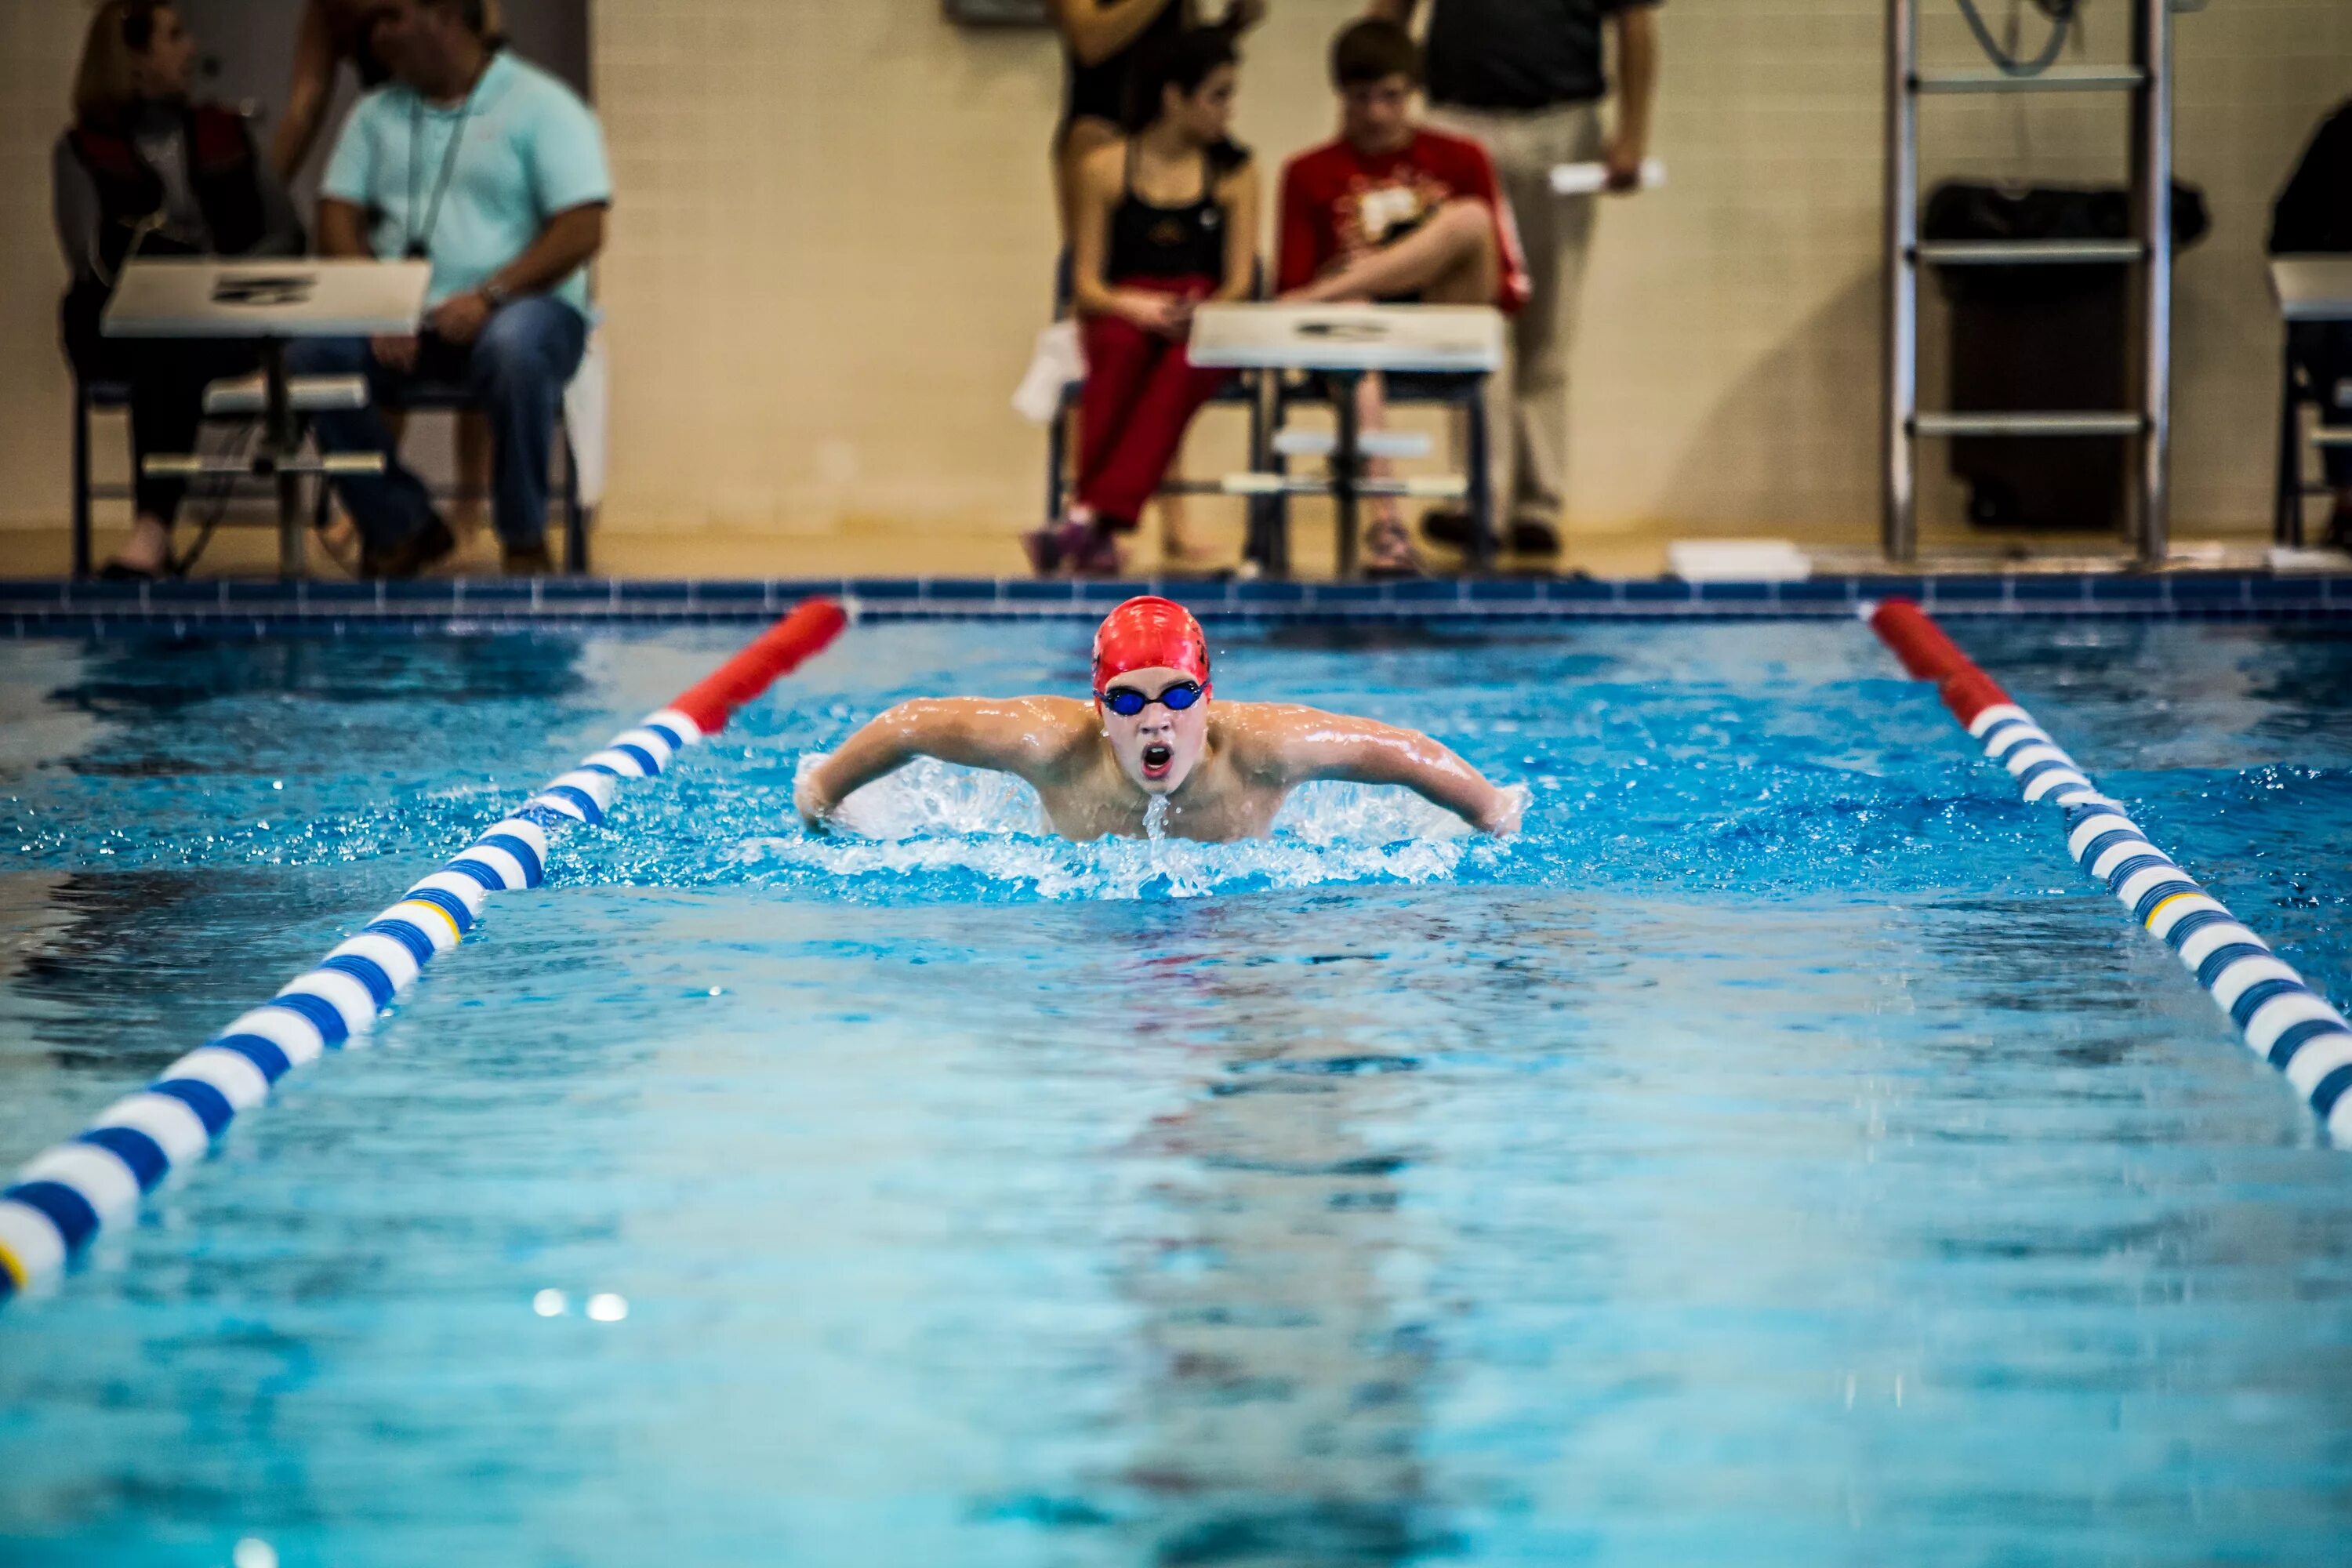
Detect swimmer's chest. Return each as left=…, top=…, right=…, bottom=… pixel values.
left=1036, top=774, right=1286, bottom=843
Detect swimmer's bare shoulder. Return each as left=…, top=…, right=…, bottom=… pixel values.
left=1212, top=702, right=1337, bottom=781
left=1218, top=701, right=1523, bottom=834
left=796, top=695, right=1099, bottom=829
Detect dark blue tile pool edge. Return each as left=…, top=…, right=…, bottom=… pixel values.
left=3, top=572, right=2350, bottom=630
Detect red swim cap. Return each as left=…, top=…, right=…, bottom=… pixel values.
left=1091, top=596, right=1211, bottom=698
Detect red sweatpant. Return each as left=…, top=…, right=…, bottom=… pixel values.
left=1076, top=279, right=1229, bottom=528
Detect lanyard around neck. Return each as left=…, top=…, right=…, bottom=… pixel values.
left=405, top=70, right=485, bottom=261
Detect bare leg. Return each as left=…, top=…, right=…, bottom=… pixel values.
left=1357, top=372, right=1396, bottom=518
left=111, top=514, right=172, bottom=575
left=451, top=411, right=492, bottom=546
left=1156, top=492, right=1219, bottom=567
left=1283, top=200, right=1499, bottom=307
left=1352, top=373, right=1421, bottom=574
left=1416, top=213, right=1501, bottom=308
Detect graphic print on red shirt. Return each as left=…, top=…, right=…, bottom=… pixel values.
left=1276, top=128, right=1530, bottom=311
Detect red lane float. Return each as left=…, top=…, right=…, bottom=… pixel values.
left=1866, top=597, right=2352, bottom=1145
left=0, top=600, right=848, bottom=1304
left=1869, top=598, right=2015, bottom=735
left=670, top=597, right=850, bottom=736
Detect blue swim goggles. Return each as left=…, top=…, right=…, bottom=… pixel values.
left=1099, top=680, right=1204, bottom=717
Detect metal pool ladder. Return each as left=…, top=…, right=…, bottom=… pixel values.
left=1881, top=0, right=2176, bottom=564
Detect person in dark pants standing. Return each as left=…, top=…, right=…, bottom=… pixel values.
left=2272, top=96, right=2352, bottom=546
left=1368, top=0, right=1658, bottom=560
left=54, top=0, right=304, bottom=581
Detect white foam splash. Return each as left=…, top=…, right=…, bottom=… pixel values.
left=726, top=756, right=1519, bottom=900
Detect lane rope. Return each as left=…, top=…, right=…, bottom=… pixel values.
left=0, top=599, right=848, bottom=1303
left=1867, top=598, right=2352, bottom=1144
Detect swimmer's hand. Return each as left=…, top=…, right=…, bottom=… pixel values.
left=793, top=772, right=836, bottom=835
left=1478, top=785, right=1527, bottom=837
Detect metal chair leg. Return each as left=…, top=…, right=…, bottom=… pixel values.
left=2277, top=336, right=2305, bottom=548
left=1243, top=370, right=1278, bottom=572
left=1047, top=394, right=1069, bottom=524
left=71, top=382, right=93, bottom=581
left=1269, top=377, right=1296, bottom=577
left=562, top=417, right=589, bottom=574
left=1332, top=371, right=1362, bottom=579
left=1465, top=386, right=1495, bottom=572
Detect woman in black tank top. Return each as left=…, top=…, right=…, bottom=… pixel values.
left=1027, top=27, right=1261, bottom=578
left=1049, top=0, right=1261, bottom=239
left=1105, top=138, right=1243, bottom=285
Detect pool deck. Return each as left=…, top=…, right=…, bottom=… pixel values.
left=6, top=516, right=2351, bottom=628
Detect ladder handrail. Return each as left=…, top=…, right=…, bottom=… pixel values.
left=1883, top=0, right=2174, bottom=566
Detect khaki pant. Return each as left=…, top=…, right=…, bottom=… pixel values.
left=1428, top=100, right=1603, bottom=528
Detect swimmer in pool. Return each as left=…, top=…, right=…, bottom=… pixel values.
left=794, top=595, right=1522, bottom=843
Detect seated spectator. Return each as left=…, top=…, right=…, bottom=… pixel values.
left=1051, top=2, right=1263, bottom=569
left=1276, top=20, right=1528, bottom=575
left=1028, top=27, right=1260, bottom=577
left=2272, top=95, right=2352, bottom=546
left=291, top=0, right=608, bottom=579
left=54, top=0, right=303, bottom=581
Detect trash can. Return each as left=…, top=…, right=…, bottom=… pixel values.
left=1924, top=181, right=2208, bottom=531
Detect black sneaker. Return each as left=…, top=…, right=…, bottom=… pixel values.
left=1421, top=509, right=1559, bottom=554
left=1420, top=508, right=1475, bottom=548
left=360, top=517, right=456, bottom=580
left=1508, top=516, right=1562, bottom=555
left=502, top=541, right=555, bottom=575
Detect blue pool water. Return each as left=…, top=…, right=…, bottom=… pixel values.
left=2, top=615, right=2350, bottom=1566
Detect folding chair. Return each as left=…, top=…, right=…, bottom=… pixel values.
left=1042, top=254, right=1275, bottom=555
left=2274, top=326, right=2352, bottom=548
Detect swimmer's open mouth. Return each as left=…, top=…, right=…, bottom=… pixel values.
left=1141, top=742, right=1174, bottom=779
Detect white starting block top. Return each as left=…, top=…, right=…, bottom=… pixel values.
left=1189, top=303, right=1504, bottom=374
left=104, top=258, right=430, bottom=338
left=200, top=373, right=370, bottom=416
left=2271, top=256, right=2352, bottom=323
left=1667, top=539, right=1813, bottom=583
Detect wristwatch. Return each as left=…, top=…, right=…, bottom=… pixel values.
left=481, top=280, right=514, bottom=310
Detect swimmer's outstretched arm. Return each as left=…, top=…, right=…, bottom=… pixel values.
left=1261, top=707, right=1523, bottom=835
left=795, top=697, right=1083, bottom=830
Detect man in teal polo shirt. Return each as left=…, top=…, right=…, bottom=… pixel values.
left=292, top=0, right=609, bottom=576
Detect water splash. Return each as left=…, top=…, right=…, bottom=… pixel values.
left=725, top=756, right=1508, bottom=901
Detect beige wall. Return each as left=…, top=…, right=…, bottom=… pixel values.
left=590, top=0, right=1352, bottom=535
left=0, top=2, right=86, bottom=540
left=3, top=2, right=2349, bottom=544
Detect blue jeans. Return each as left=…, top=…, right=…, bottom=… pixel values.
left=291, top=296, right=587, bottom=552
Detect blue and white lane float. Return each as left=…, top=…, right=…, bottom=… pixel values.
left=1869, top=598, right=2352, bottom=1143
left=0, top=598, right=848, bottom=1304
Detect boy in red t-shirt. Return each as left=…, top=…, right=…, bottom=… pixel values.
left=1276, top=20, right=1527, bottom=572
